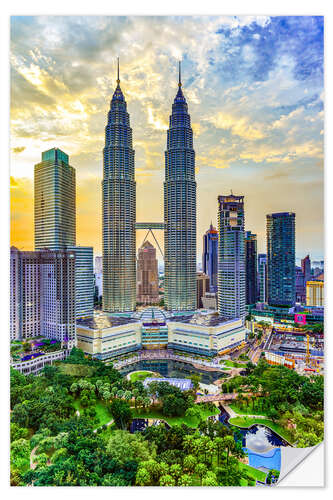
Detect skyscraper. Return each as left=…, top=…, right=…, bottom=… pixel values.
left=295, top=266, right=306, bottom=303
left=34, top=148, right=76, bottom=250
left=136, top=241, right=159, bottom=305
left=245, top=231, right=257, bottom=305
left=102, top=60, right=136, bottom=312
left=67, top=246, right=94, bottom=317
left=34, top=147, right=93, bottom=319
left=202, top=223, right=218, bottom=293
left=257, top=253, right=267, bottom=303
left=218, top=194, right=245, bottom=320
left=301, top=254, right=311, bottom=284
left=164, top=62, right=196, bottom=311
left=10, top=246, right=76, bottom=347
left=266, top=212, right=296, bottom=307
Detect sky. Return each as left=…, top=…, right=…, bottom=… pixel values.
left=10, top=15, right=324, bottom=263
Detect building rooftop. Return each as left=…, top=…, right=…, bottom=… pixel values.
left=77, top=313, right=138, bottom=330
left=143, top=378, right=193, bottom=391
left=168, top=311, right=230, bottom=326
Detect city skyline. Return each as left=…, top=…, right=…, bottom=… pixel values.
left=10, top=16, right=324, bottom=260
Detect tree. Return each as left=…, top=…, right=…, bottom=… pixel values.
left=170, top=463, right=182, bottom=480
left=136, top=467, right=151, bottom=486
left=109, top=399, right=132, bottom=430
left=213, top=437, right=224, bottom=466
left=185, top=406, right=202, bottom=423
left=178, top=473, right=192, bottom=486
left=183, top=454, right=196, bottom=473
left=124, top=390, right=132, bottom=402
left=223, top=435, right=235, bottom=466
left=106, top=430, right=155, bottom=464
left=159, top=474, right=175, bottom=486
left=194, top=463, right=207, bottom=485
left=116, top=389, right=125, bottom=399
left=202, top=471, right=218, bottom=486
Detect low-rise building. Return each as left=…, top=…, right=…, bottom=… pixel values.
left=76, top=314, right=142, bottom=361
left=11, top=349, right=70, bottom=375
left=168, top=315, right=246, bottom=357
left=76, top=310, right=247, bottom=360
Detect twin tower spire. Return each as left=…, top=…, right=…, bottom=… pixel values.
left=103, top=58, right=196, bottom=313
left=115, top=57, right=182, bottom=87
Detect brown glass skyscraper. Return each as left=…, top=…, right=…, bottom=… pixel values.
left=136, top=241, right=159, bottom=305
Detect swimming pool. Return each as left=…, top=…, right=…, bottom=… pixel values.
left=244, top=447, right=281, bottom=471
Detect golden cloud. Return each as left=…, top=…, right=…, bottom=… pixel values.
left=208, top=112, right=265, bottom=140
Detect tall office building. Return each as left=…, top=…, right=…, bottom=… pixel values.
left=266, top=212, right=296, bottom=307
left=295, top=266, right=306, bottom=303
left=301, top=254, right=311, bottom=284
left=164, top=63, right=196, bottom=311
left=136, top=241, right=159, bottom=305
left=245, top=231, right=257, bottom=305
left=67, top=246, right=94, bottom=318
left=35, top=147, right=93, bottom=318
left=257, top=253, right=267, bottom=303
left=34, top=148, right=76, bottom=250
left=102, top=60, right=136, bottom=312
left=218, top=194, right=245, bottom=320
left=10, top=246, right=76, bottom=347
left=202, top=223, right=218, bottom=293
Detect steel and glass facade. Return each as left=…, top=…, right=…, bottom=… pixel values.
left=102, top=72, right=136, bottom=312
left=34, top=148, right=76, bottom=250
left=68, top=246, right=94, bottom=318
left=266, top=212, right=296, bottom=307
left=218, top=195, right=245, bottom=320
left=245, top=230, right=257, bottom=305
left=202, top=223, right=218, bottom=293
left=164, top=68, right=196, bottom=311
left=258, top=253, right=267, bottom=303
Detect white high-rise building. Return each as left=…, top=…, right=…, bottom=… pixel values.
left=10, top=247, right=76, bottom=347
left=217, top=194, right=245, bottom=321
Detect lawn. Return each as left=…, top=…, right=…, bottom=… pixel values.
left=128, top=370, right=157, bottom=382
left=73, top=399, right=112, bottom=426
left=228, top=416, right=293, bottom=443
left=239, top=462, right=267, bottom=483
left=223, top=360, right=244, bottom=368
left=229, top=402, right=269, bottom=417
left=131, top=404, right=219, bottom=428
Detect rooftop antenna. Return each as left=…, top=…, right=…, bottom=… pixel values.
left=231, top=189, right=233, bottom=195
left=116, top=57, right=120, bottom=85
left=178, top=60, right=182, bottom=87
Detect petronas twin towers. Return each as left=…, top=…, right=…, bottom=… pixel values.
left=102, top=61, right=196, bottom=313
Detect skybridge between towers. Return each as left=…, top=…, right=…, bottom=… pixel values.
left=135, top=222, right=164, bottom=258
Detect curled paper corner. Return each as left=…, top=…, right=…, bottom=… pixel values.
left=277, top=441, right=324, bottom=486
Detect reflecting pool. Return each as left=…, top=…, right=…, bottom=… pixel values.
left=120, top=359, right=226, bottom=385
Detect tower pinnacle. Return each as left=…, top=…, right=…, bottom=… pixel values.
left=117, top=57, right=120, bottom=85
left=178, top=61, right=182, bottom=87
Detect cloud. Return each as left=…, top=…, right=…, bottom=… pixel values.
left=10, top=15, right=324, bottom=258
left=12, top=146, right=26, bottom=154
left=208, top=112, right=265, bottom=140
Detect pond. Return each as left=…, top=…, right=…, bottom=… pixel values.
left=129, top=418, right=170, bottom=433
left=120, top=359, right=227, bottom=385
left=217, top=406, right=289, bottom=472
